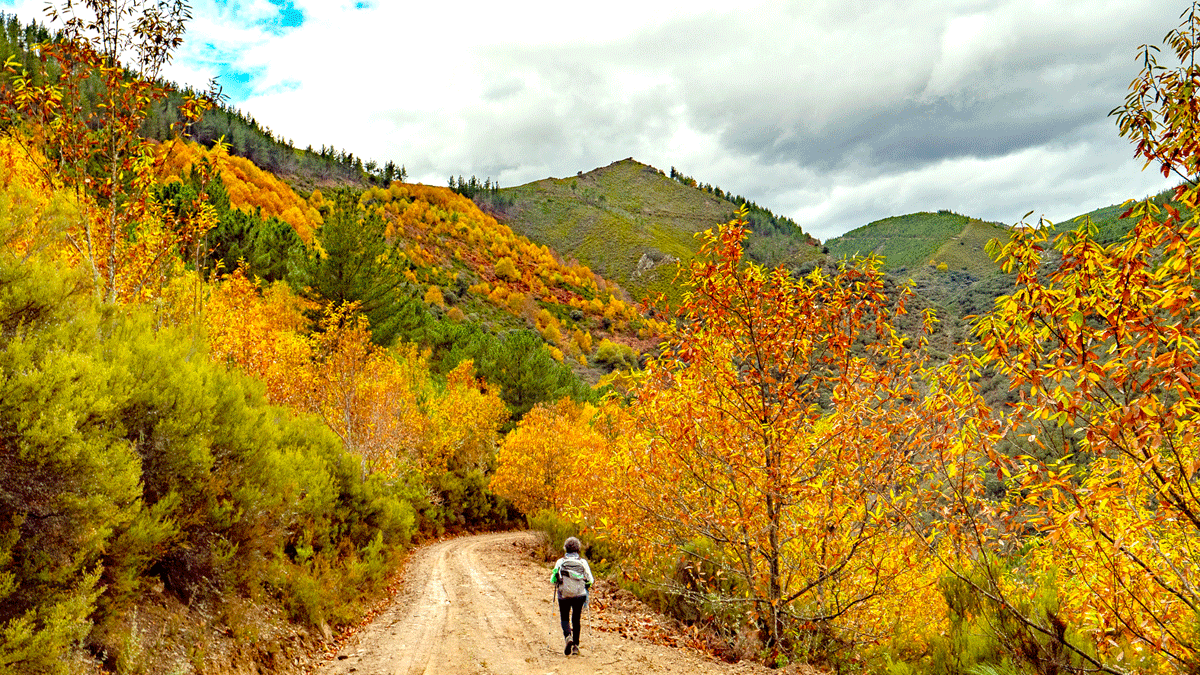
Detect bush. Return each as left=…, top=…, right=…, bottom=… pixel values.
left=0, top=264, right=139, bottom=674
left=424, top=284, right=445, bottom=308
left=594, top=339, right=637, bottom=371
left=870, top=564, right=1104, bottom=675
left=494, top=257, right=518, bottom=281
left=526, top=511, right=617, bottom=577
left=422, top=467, right=519, bottom=536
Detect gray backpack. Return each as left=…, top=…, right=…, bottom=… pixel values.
left=558, top=558, right=588, bottom=598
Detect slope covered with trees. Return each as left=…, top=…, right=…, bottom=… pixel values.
left=144, top=91, right=406, bottom=193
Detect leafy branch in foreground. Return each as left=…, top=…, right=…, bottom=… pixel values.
left=0, top=0, right=216, bottom=303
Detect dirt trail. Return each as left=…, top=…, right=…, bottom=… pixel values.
left=318, top=531, right=769, bottom=675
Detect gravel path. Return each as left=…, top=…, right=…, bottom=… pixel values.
left=317, top=531, right=772, bottom=675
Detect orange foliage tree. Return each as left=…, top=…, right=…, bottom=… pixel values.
left=600, top=213, right=946, bottom=650
left=964, top=11, right=1200, bottom=671
left=156, top=141, right=323, bottom=242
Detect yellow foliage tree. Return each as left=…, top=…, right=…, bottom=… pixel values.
left=492, top=399, right=610, bottom=516
left=598, top=216, right=949, bottom=649
left=419, top=361, right=507, bottom=478
left=204, top=269, right=316, bottom=410
left=494, top=256, right=519, bottom=281
left=506, top=291, right=526, bottom=314
left=0, top=137, right=61, bottom=260
left=307, top=304, right=427, bottom=477
left=424, top=284, right=445, bottom=308
left=962, top=19, right=1200, bottom=667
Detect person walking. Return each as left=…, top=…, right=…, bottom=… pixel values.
left=551, top=536, right=594, bottom=656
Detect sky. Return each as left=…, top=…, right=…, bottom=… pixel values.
left=2, top=0, right=1186, bottom=241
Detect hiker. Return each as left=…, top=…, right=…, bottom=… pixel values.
left=551, top=536, right=594, bottom=656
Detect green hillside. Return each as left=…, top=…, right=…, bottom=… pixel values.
left=1054, top=187, right=1190, bottom=243
left=825, top=211, right=1008, bottom=273
left=820, top=211, right=1016, bottom=356
left=493, top=158, right=820, bottom=303
left=927, top=217, right=1011, bottom=274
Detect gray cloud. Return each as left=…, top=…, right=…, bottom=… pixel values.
left=139, top=0, right=1189, bottom=239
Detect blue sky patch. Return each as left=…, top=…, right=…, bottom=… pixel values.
left=215, top=67, right=259, bottom=105
left=265, top=0, right=304, bottom=30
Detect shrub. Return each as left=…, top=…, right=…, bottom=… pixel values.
left=506, top=292, right=526, bottom=314
left=870, top=565, right=1103, bottom=675
left=0, top=265, right=139, bottom=674
left=0, top=256, right=423, bottom=660
left=424, top=284, right=445, bottom=308
left=494, top=257, right=519, bottom=281
left=594, top=339, right=637, bottom=371
left=527, top=511, right=618, bottom=576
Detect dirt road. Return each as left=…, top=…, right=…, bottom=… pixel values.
left=318, top=531, right=771, bottom=675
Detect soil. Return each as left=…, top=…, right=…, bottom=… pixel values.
left=315, top=531, right=781, bottom=675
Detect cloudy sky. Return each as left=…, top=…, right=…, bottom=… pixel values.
left=2, top=0, right=1185, bottom=240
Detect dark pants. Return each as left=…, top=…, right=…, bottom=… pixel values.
left=558, top=595, right=586, bottom=643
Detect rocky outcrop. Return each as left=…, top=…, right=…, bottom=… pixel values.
left=631, top=250, right=679, bottom=279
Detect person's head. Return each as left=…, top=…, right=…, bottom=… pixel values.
left=563, top=536, right=582, bottom=554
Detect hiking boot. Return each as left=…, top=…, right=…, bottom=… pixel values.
left=571, top=643, right=580, bottom=656
left=564, top=635, right=573, bottom=655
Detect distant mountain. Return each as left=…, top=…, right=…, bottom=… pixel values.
left=825, top=211, right=1010, bottom=275
left=814, top=210, right=1019, bottom=354
left=489, top=158, right=821, bottom=303
left=821, top=187, right=1192, bottom=335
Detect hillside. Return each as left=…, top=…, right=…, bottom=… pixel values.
left=492, top=158, right=821, bottom=303
left=825, top=210, right=1009, bottom=274
left=1052, top=186, right=1191, bottom=243
left=824, top=188, right=1188, bottom=346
